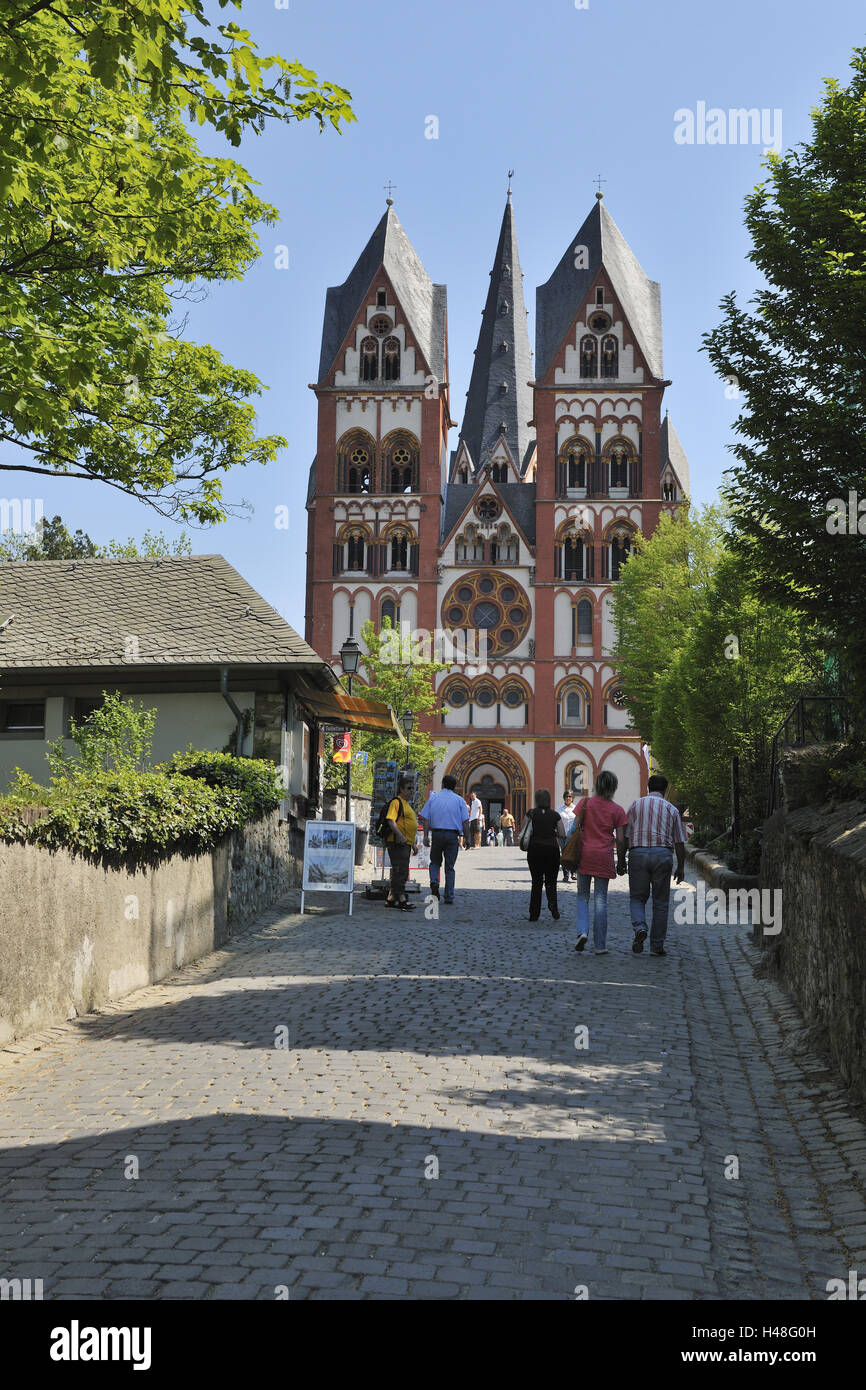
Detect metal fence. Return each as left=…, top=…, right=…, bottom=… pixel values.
left=766, top=696, right=853, bottom=816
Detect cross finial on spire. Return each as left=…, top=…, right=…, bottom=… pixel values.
left=507, top=168, right=514, bottom=197
left=595, top=173, right=607, bottom=200
left=384, top=179, right=396, bottom=205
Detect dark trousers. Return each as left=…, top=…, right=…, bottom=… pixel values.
left=628, top=847, right=674, bottom=947
left=528, top=844, right=560, bottom=918
left=386, top=842, right=412, bottom=901
left=429, top=829, right=460, bottom=900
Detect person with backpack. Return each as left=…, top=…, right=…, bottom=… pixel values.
left=382, top=776, right=418, bottom=911
left=571, top=770, right=629, bottom=954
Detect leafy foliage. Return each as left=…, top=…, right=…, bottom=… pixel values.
left=48, top=690, right=156, bottom=778
left=165, top=748, right=282, bottom=820
left=0, top=513, right=192, bottom=560
left=0, top=1, right=354, bottom=521
left=702, top=44, right=866, bottom=719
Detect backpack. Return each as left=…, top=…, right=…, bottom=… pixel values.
left=374, top=797, right=405, bottom=841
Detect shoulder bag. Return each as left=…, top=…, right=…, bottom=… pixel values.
left=560, top=797, right=588, bottom=870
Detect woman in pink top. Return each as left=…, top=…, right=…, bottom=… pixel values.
left=570, top=770, right=628, bottom=954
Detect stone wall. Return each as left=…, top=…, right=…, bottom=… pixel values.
left=758, top=798, right=866, bottom=1102
left=0, top=811, right=297, bottom=1046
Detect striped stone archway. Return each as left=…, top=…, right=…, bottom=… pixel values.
left=445, top=742, right=531, bottom=828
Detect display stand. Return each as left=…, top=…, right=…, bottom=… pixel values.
left=301, top=820, right=355, bottom=914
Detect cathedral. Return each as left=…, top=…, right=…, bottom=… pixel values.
left=304, top=189, right=689, bottom=826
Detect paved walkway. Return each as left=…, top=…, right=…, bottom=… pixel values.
left=2, top=847, right=866, bottom=1300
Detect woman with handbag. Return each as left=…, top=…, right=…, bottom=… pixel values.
left=518, top=788, right=567, bottom=921
left=568, top=770, right=628, bottom=954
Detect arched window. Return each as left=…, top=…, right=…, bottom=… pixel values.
left=456, top=527, right=483, bottom=564
left=580, top=335, right=598, bottom=379
left=491, top=463, right=508, bottom=484
left=609, top=446, right=630, bottom=491
left=360, top=336, right=378, bottom=382
left=490, top=526, right=518, bottom=565
left=610, top=531, right=632, bottom=580
left=558, top=530, right=587, bottom=582
left=559, top=682, right=590, bottom=728
left=382, top=432, right=419, bottom=494
left=389, top=529, right=409, bottom=572
left=662, top=477, right=677, bottom=501
left=568, top=450, right=587, bottom=489
left=345, top=530, right=366, bottom=571
left=337, top=431, right=375, bottom=494
left=382, top=336, right=400, bottom=382
left=600, top=334, right=618, bottom=379
left=380, top=597, right=399, bottom=627
left=458, top=467, right=469, bottom=484
left=576, top=598, right=593, bottom=643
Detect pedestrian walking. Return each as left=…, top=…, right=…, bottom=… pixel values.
left=419, top=775, right=472, bottom=904
left=500, top=807, right=515, bottom=847
left=383, top=776, right=418, bottom=911
left=557, top=790, right=577, bottom=881
left=571, top=771, right=629, bottom=954
left=468, top=792, right=482, bottom=849
left=518, top=788, right=567, bottom=921
left=623, top=774, right=686, bottom=956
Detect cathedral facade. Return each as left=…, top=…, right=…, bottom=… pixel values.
left=304, top=192, right=689, bottom=825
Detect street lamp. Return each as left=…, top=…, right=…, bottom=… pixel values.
left=401, top=708, right=414, bottom=769
left=339, top=636, right=361, bottom=821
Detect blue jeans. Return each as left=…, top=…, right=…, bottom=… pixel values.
left=628, top=847, right=674, bottom=948
left=430, top=830, right=460, bottom=901
left=577, top=875, right=609, bottom=948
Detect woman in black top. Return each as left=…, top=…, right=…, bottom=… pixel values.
left=519, top=788, right=567, bottom=921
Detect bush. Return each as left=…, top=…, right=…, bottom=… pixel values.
left=0, top=751, right=283, bottom=863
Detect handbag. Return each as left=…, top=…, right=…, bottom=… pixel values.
left=518, top=814, right=533, bottom=852
left=560, top=798, right=588, bottom=870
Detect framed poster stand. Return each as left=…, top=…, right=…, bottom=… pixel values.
left=301, top=820, right=356, bottom=914
left=366, top=761, right=421, bottom=898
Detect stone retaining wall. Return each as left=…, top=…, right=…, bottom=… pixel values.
left=758, top=798, right=866, bottom=1102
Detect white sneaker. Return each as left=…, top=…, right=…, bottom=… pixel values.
left=594, top=947, right=609, bottom=954
left=575, top=934, right=588, bottom=952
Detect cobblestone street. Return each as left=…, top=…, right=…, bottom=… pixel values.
left=2, top=846, right=866, bottom=1301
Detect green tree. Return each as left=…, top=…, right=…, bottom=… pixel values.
left=611, top=505, right=726, bottom=740
left=0, top=513, right=192, bottom=559
left=323, top=619, right=448, bottom=792
left=0, top=1, right=354, bottom=521
left=703, top=44, right=866, bottom=717
left=48, top=689, right=156, bottom=779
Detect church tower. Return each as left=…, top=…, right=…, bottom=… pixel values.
left=305, top=200, right=451, bottom=664
left=530, top=192, right=688, bottom=804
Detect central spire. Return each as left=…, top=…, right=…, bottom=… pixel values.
left=458, top=194, right=535, bottom=477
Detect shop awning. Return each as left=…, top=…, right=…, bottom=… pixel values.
left=295, top=679, right=406, bottom=742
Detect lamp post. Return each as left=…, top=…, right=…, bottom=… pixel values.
left=339, top=636, right=361, bottom=822
left=401, top=708, right=414, bottom=770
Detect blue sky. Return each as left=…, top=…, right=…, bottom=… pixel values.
left=3, top=0, right=865, bottom=631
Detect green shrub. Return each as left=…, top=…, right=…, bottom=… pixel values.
left=48, top=690, right=157, bottom=779
left=164, top=750, right=282, bottom=819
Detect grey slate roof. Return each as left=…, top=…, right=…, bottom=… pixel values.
left=458, top=194, right=535, bottom=474
left=661, top=414, right=691, bottom=495
left=440, top=481, right=536, bottom=548
left=0, top=555, right=334, bottom=675
left=535, top=198, right=663, bottom=383
left=317, top=204, right=447, bottom=383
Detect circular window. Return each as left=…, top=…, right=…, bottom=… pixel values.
left=370, top=316, right=392, bottom=336
left=476, top=497, right=501, bottom=522
left=473, top=602, right=499, bottom=629
left=503, top=686, right=523, bottom=707
left=590, top=312, right=611, bottom=331
left=475, top=686, right=495, bottom=707
left=441, top=572, right=531, bottom=657
left=448, top=685, right=467, bottom=707
left=393, top=447, right=411, bottom=466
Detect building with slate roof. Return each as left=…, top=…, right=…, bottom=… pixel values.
left=0, top=554, right=395, bottom=811
left=305, top=192, right=690, bottom=821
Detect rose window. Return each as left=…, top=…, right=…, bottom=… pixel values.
left=441, top=571, right=531, bottom=657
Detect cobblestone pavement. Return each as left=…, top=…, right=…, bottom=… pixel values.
left=2, top=846, right=866, bottom=1301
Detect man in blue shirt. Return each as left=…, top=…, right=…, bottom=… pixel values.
left=419, top=775, right=471, bottom=904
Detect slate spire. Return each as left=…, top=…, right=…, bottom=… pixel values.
left=458, top=192, right=535, bottom=475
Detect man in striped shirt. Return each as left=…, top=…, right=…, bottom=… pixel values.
left=620, top=774, right=686, bottom=957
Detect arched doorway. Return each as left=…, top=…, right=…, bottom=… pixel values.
left=446, top=743, right=530, bottom=830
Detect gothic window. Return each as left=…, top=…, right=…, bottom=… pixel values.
left=568, top=451, right=587, bottom=489
left=490, top=526, right=517, bottom=565
left=474, top=682, right=496, bottom=708
left=380, top=597, right=400, bottom=627
left=345, top=531, right=366, bottom=571
left=610, top=532, right=632, bottom=580
left=561, top=533, right=584, bottom=582
left=476, top=496, right=501, bottom=523
left=360, top=336, right=378, bottom=382
left=389, top=529, right=409, bottom=571
left=662, top=477, right=677, bottom=501
left=445, top=682, right=468, bottom=711
left=600, top=335, right=618, bottom=379
left=440, top=571, right=531, bottom=658
left=576, top=598, right=593, bottom=643
left=337, top=431, right=375, bottom=494
left=456, top=527, right=483, bottom=564
left=458, top=467, right=469, bottom=484
left=491, top=463, right=508, bottom=484
left=382, top=336, right=400, bottom=382
left=559, top=682, right=590, bottom=729
left=609, top=447, right=630, bottom=490
left=580, top=335, right=598, bottom=379
left=382, top=432, right=419, bottom=493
